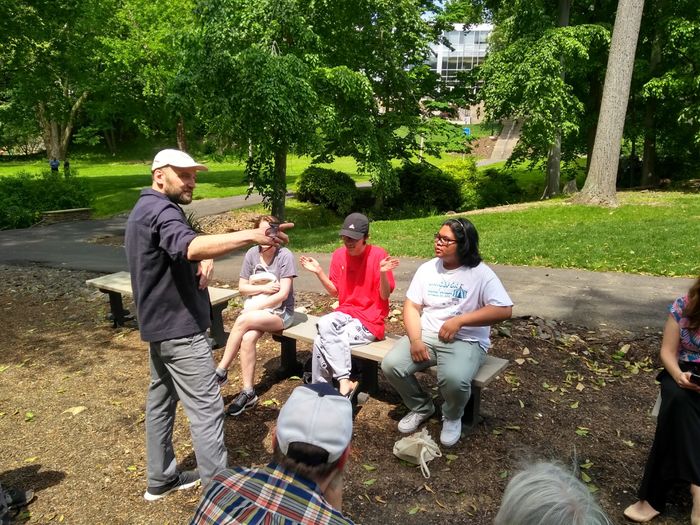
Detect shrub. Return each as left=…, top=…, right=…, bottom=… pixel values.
left=443, top=159, right=520, bottom=210
left=0, top=170, right=93, bottom=229
left=385, top=162, right=461, bottom=216
left=296, top=166, right=357, bottom=216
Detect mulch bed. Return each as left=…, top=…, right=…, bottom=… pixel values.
left=0, top=264, right=691, bottom=524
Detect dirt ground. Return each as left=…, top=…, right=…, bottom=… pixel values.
left=0, top=263, right=693, bottom=525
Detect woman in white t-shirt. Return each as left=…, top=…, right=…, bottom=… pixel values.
left=215, top=215, right=297, bottom=417
left=381, top=218, right=512, bottom=447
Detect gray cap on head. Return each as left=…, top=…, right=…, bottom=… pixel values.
left=339, top=213, right=369, bottom=240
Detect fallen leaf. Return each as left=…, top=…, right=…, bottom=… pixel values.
left=514, top=358, right=525, bottom=365
left=62, top=406, right=87, bottom=416
left=363, top=478, right=377, bottom=486
left=374, top=496, right=387, bottom=504
left=518, top=399, right=525, bottom=408
left=580, top=460, right=593, bottom=469
left=499, top=470, right=508, bottom=479
left=260, top=399, right=280, bottom=407
left=408, top=505, right=421, bottom=515
left=423, top=483, right=434, bottom=493
left=580, top=471, right=592, bottom=483
left=24, top=456, right=38, bottom=463
left=522, top=347, right=530, bottom=355
left=25, top=411, right=35, bottom=422
left=575, top=427, right=590, bottom=437
left=435, top=499, right=447, bottom=509
left=505, top=425, right=521, bottom=431
left=0, top=365, right=10, bottom=373
left=622, top=439, right=635, bottom=448
left=126, top=465, right=137, bottom=472
left=570, top=401, right=579, bottom=409
left=576, top=382, right=585, bottom=391
left=445, top=454, right=458, bottom=462
left=362, top=464, right=377, bottom=472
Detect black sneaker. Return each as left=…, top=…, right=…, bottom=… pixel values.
left=144, top=469, right=200, bottom=501
left=215, top=368, right=228, bottom=387
left=4, top=487, right=35, bottom=509
left=226, top=391, right=259, bottom=416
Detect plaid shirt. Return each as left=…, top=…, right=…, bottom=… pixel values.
left=190, top=463, right=354, bottom=525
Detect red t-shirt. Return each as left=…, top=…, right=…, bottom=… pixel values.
left=329, top=244, right=395, bottom=340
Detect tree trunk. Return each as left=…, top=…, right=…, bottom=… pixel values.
left=104, top=129, right=117, bottom=155
left=575, top=0, right=645, bottom=207
left=542, top=0, right=571, bottom=199
left=176, top=116, right=188, bottom=152
left=271, top=147, right=287, bottom=221
left=640, top=32, right=661, bottom=187
left=544, top=134, right=562, bottom=197
left=37, top=91, right=88, bottom=161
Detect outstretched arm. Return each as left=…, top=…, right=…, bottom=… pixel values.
left=299, top=255, right=337, bottom=296
left=379, top=256, right=399, bottom=300
left=187, top=223, right=293, bottom=261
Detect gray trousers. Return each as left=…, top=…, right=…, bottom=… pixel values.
left=147, top=332, right=227, bottom=488
left=312, top=311, right=375, bottom=384
left=381, top=333, right=486, bottom=420
left=0, top=482, right=7, bottom=522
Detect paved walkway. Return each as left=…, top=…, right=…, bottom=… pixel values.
left=0, top=197, right=693, bottom=332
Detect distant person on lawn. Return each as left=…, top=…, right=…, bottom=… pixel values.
left=381, top=218, right=512, bottom=447
left=125, top=148, right=292, bottom=501
left=191, top=383, right=355, bottom=524
left=299, top=212, right=399, bottom=397
left=624, top=275, right=700, bottom=524
left=214, top=214, right=297, bottom=417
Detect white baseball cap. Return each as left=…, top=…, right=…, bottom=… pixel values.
left=151, top=149, right=208, bottom=172
left=276, top=383, right=353, bottom=463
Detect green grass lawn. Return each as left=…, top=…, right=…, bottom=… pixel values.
left=277, top=192, right=700, bottom=277
left=3, top=154, right=698, bottom=277
left=0, top=155, right=365, bottom=217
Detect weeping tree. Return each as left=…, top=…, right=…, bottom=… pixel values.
left=187, top=0, right=443, bottom=220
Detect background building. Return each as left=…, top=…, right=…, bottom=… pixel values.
left=428, top=23, right=493, bottom=123
left=428, top=23, right=493, bottom=88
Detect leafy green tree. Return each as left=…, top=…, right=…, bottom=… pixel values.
left=0, top=0, right=120, bottom=161
left=96, top=0, right=200, bottom=153
left=633, top=0, right=700, bottom=185
left=188, top=0, right=443, bottom=219
left=465, top=0, right=610, bottom=196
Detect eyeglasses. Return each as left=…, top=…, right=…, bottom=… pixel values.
left=433, top=233, right=457, bottom=246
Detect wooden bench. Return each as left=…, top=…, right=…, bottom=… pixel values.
left=86, top=271, right=239, bottom=348
left=274, top=312, right=509, bottom=430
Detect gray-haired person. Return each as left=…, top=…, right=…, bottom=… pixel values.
left=494, top=461, right=611, bottom=525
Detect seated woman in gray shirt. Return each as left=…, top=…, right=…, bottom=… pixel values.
left=215, top=215, right=297, bottom=416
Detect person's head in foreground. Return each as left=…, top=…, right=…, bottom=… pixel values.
left=339, top=213, right=370, bottom=257
left=494, top=461, right=611, bottom=525
left=274, top=382, right=353, bottom=479
left=151, top=148, right=208, bottom=205
left=435, top=217, right=482, bottom=269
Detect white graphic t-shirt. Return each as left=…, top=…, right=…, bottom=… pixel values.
left=406, top=259, right=513, bottom=350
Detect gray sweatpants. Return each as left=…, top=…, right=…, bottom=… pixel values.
left=146, top=332, right=227, bottom=488
left=312, top=311, right=375, bottom=384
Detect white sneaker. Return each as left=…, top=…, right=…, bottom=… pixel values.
left=440, top=417, right=462, bottom=446
left=398, top=406, right=435, bottom=434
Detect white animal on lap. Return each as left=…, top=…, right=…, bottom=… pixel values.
left=243, top=271, right=283, bottom=311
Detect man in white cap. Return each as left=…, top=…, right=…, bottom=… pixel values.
left=125, top=149, right=292, bottom=501
left=191, top=383, right=354, bottom=524
left=300, top=213, right=399, bottom=397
